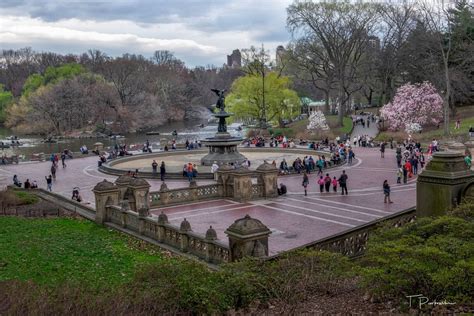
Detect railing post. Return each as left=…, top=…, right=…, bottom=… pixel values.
left=138, top=207, right=150, bottom=235
left=157, top=212, right=168, bottom=242
left=180, top=218, right=192, bottom=252
left=159, top=182, right=170, bottom=205
left=205, top=226, right=218, bottom=263
left=189, top=180, right=198, bottom=201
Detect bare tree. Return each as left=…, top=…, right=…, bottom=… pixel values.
left=288, top=1, right=379, bottom=126
left=286, top=39, right=336, bottom=114
left=419, top=1, right=453, bottom=136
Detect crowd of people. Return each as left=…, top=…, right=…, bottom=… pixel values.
left=301, top=170, right=349, bottom=196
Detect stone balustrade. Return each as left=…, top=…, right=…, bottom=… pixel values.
left=149, top=183, right=220, bottom=207
left=146, top=161, right=279, bottom=207
left=105, top=204, right=231, bottom=264
left=268, top=207, right=417, bottom=259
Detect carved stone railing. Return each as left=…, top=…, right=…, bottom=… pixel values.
left=105, top=205, right=230, bottom=265
left=149, top=184, right=220, bottom=207
left=268, top=207, right=417, bottom=260
left=251, top=183, right=263, bottom=198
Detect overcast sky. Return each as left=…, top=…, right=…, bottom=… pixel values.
left=0, top=0, right=293, bottom=67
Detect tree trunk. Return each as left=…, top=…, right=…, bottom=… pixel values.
left=324, top=90, right=330, bottom=114
left=338, top=86, right=345, bottom=127
left=443, top=57, right=450, bottom=136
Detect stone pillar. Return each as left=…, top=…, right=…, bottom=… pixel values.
left=216, top=165, right=234, bottom=197
left=417, top=151, right=474, bottom=217
left=114, top=174, right=133, bottom=200
left=128, top=178, right=151, bottom=212
left=230, top=169, right=253, bottom=202
left=225, top=214, right=272, bottom=262
left=93, top=180, right=120, bottom=224
left=256, top=162, right=279, bottom=198
left=180, top=218, right=192, bottom=252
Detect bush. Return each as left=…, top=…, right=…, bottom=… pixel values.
left=268, top=127, right=295, bottom=138
left=360, top=203, right=474, bottom=307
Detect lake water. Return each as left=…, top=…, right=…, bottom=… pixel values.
left=0, top=120, right=244, bottom=159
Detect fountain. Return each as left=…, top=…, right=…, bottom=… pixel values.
left=200, top=89, right=247, bottom=166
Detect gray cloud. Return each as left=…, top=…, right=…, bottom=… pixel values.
left=0, top=0, right=292, bottom=66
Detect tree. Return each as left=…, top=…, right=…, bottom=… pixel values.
left=226, top=73, right=300, bottom=127
left=286, top=39, right=336, bottom=114
left=287, top=1, right=379, bottom=126
left=375, top=3, right=418, bottom=105
left=307, top=111, right=329, bottom=132
left=448, top=0, right=474, bottom=106
left=380, top=82, right=443, bottom=132
left=0, top=84, right=13, bottom=123
left=241, top=45, right=274, bottom=128
left=418, top=1, right=454, bottom=136
left=22, top=63, right=86, bottom=97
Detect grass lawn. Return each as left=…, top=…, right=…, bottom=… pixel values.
left=0, top=217, right=162, bottom=288
left=280, top=115, right=353, bottom=140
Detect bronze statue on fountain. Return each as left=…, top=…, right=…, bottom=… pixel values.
left=200, top=89, right=247, bottom=166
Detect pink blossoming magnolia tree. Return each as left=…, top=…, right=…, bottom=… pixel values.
left=381, top=82, right=444, bottom=131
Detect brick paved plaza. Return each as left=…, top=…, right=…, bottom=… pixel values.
left=0, top=144, right=417, bottom=255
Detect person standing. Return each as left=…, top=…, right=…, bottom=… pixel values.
left=419, top=152, right=426, bottom=169
left=332, top=176, right=338, bottom=192
left=348, top=149, right=354, bottom=165
left=61, top=152, right=66, bottom=168
left=211, top=161, right=219, bottom=180
left=302, top=171, right=309, bottom=196
left=383, top=180, right=393, bottom=203
left=152, top=160, right=158, bottom=175
left=316, top=158, right=324, bottom=176
left=186, top=163, right=193, bottom=181
left=160, top=161, right=166, bottom=181
left=51, top=164, right=56, bottom=180
left=396, top=146, right=402, bottom=168
left=338, top=170, right=348, bottom=195
left=397, top=167, right=402, bottom=184
left=324, top=173, right=331, bottom=193
left=412, top=156, right=419, bottom=175
left=318, top=176, right=325, bottom=193
left=402, top=161, right=408, bottom=184
left=380, top=142, right=385, bottom=158
left=45, top=175, right=52, bottom=191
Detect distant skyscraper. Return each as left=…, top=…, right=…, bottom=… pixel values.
left=226, top=49, right=241, bottom=68
left=276, top=45, right=286, bottom=67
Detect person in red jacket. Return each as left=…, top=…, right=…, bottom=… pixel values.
left=404, top=160, right=412, bottom=179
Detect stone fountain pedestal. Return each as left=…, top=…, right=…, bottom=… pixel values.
left=201, top=111, right=247, bottom=166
